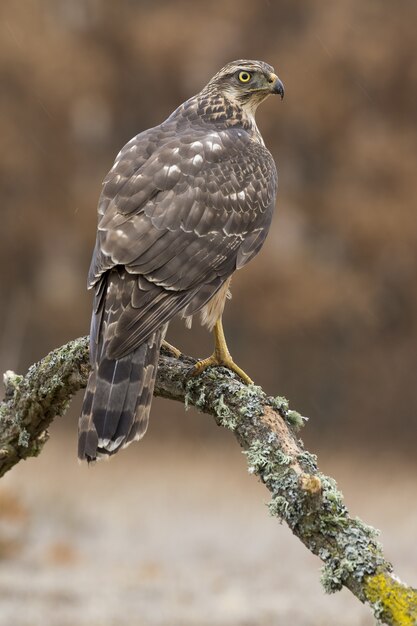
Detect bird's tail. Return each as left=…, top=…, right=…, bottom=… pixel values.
left=78, top=328, right=163, bottom=462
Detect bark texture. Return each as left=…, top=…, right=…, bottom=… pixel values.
left=1, top=336, right=416, bottom=625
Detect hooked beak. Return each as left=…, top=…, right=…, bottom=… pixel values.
left=268, top=73, right=285, bottom=99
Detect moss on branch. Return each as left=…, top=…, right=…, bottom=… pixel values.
left=0, top=337, right=90, bottom=477
left=1, top=336, right=416, bottom=625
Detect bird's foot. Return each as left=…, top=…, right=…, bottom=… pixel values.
left=161, top=340, right=182, bottom=359
left=190, top=352, right=253, bottom=385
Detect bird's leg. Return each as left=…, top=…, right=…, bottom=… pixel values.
left=161, top=340, right=182, bottom=359
left=191, top=318, right=253, bottom=385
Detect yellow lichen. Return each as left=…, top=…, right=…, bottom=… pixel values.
left=365, top=573, right=417, bottom=625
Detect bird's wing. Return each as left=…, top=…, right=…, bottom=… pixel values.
left=89, top=126, right=277, bottom=359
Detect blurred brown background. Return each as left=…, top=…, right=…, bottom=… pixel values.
left=1, top=1, right=416, bottom=625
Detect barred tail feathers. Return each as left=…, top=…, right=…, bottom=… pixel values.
left=78, top=328, right=163, bottom=461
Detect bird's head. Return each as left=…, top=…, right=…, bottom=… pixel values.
left=203, top=60, right=284, bottom=115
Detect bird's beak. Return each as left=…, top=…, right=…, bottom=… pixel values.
left=268, top=73, right=285, bottom=99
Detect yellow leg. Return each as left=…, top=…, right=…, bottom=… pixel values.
left=191, top=318, right=253, bottom=385
left=161, top=340, right=182, bottom=359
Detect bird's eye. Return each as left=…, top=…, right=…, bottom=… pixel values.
left=238, top=71, right=252, bottom=83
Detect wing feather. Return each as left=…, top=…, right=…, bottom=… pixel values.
left=89, top=125, right=277, bottom=356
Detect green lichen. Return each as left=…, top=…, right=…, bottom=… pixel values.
left=275, top=450, right=292, bottom=466
left=320, top=474, right=344, bottom=509
left=236, top=397, right=389, bottom=598
left=2, top=371, right=24, bottom=398
left=297, top=450, right=318, bottom=473
left=184, top=390, right=191, bottom=411
left=243, top=439, right=293, bottom=478
left=17, top=428, right=30, bottom=447
left=320, top=515, right=386, bottom=594
left=27, top=431, right=49, bottom=457
left=268, top=494, right=289, bottom=520
left=268, top=395, right=289, bottom=413
left=266, top=395, right=307, bottom=431
left=286, top=409, right=307, bottom=430
left=268, top=468, right=305, bottom=526
left=213, top=394, right=237, bottom=430
left=183, top=373, right=266, bottom=434
left=263, top=454, right=389, bottom=595
left=235, top=384, right=265, bottom=420
left=244, top=440, right=274, bottom=474
left=194, top=388, right=207, bottom=410
left=184, top=378, right=206, bottom=411
left=245, top=443, right=272, bottom=471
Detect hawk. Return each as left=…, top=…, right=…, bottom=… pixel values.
left=79, top=59, right=284, bottom=461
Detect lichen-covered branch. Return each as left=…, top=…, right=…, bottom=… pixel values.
left=0, top=338, right=90, bottom=476
left=1, top=336, right=416, bottom=625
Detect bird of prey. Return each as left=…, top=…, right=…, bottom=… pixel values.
left=78, top=59, right=284, bottom=461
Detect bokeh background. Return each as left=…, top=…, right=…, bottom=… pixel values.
left=1, top=1, right=416, bottom=625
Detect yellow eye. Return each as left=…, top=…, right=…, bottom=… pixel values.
left=238, top=71, right=252, bottom=83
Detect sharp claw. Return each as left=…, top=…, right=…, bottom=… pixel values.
left=161, top=340, right=182, bottom=359
left=233, top=370, right=254, bottom=385
left=187, top=356, right=217, bottom=379
left=188, top=355, right=253, bottom=385
left=219, top=356, right=254, bottom=385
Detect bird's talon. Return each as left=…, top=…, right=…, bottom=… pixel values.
left=222, top=358, right=254, bottom=385
left=190, top=354, right=253, bottom=385
left=161, top=340, right=182, bottom=359
left=188, top=356, right=218, bottom=379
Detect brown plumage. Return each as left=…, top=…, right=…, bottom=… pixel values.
left=78, top=59, right=284, bottom=461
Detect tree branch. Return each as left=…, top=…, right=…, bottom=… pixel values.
left=1, top=336, right=416, bottom=625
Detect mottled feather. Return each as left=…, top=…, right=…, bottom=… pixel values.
left=79, top=59, right=281, bottom=461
